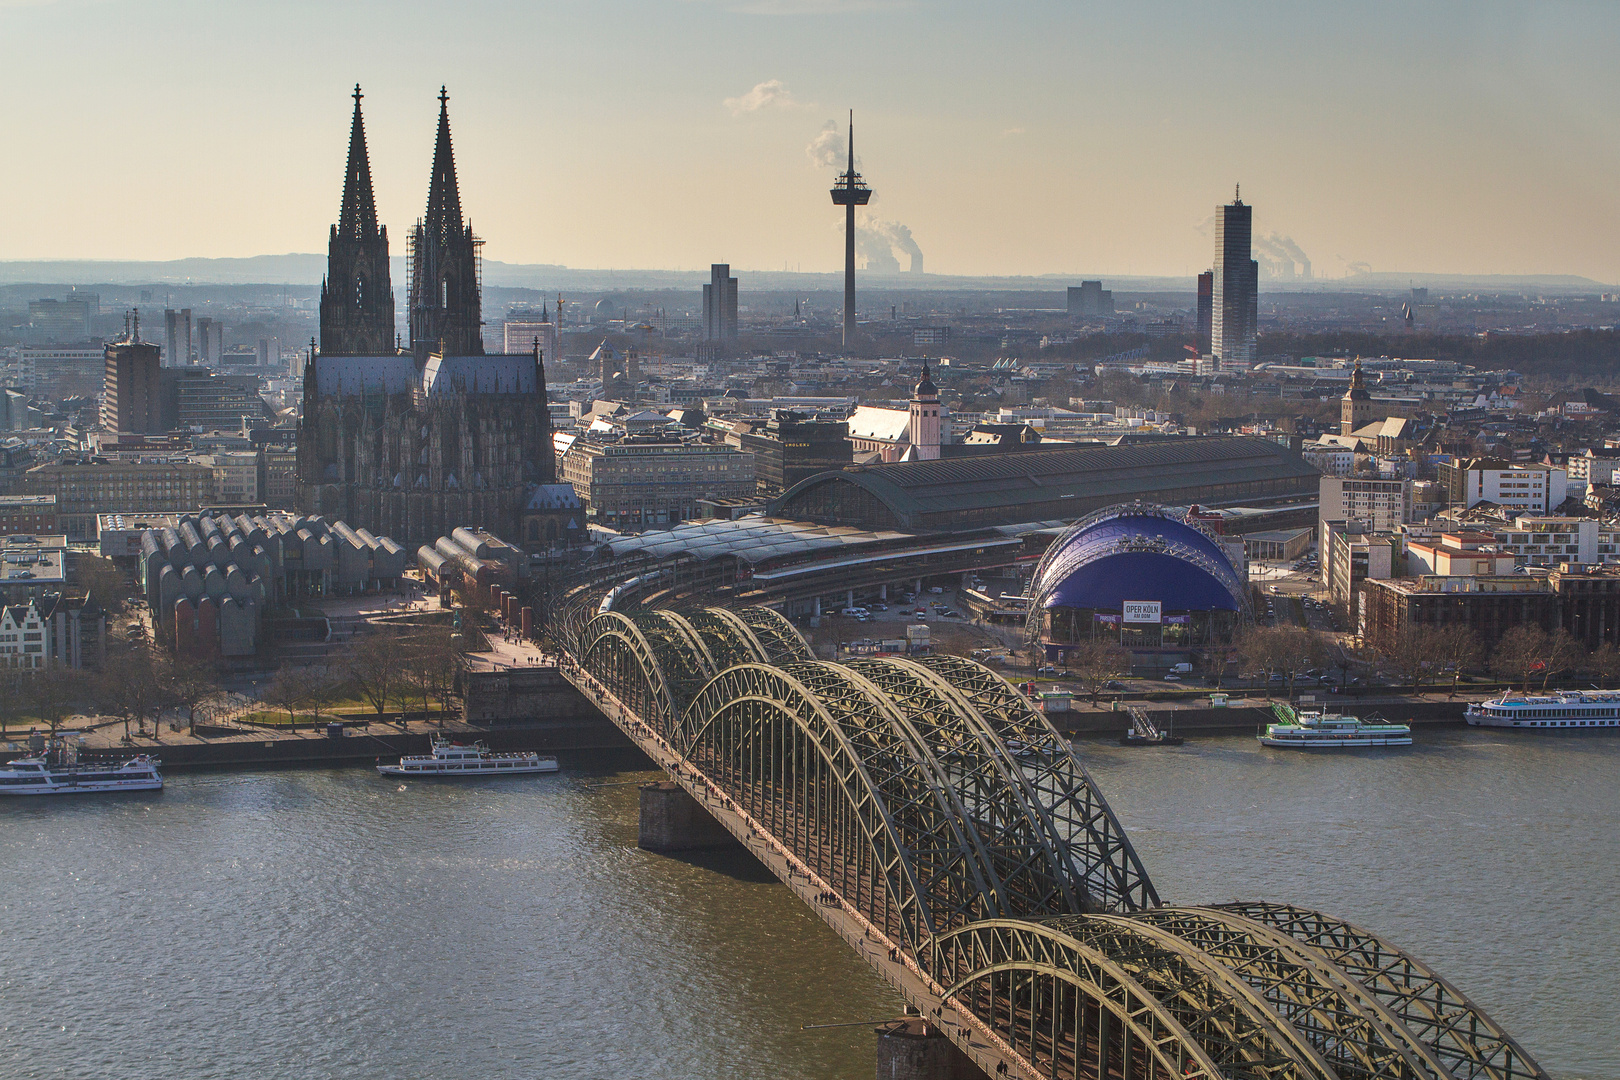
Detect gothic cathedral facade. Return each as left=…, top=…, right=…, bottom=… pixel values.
left=295, top=87, right=556, bottom=549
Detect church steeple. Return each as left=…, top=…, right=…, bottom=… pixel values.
left=409, top=86, right=483, bottom=360
left=321, top=83, right=394, bottom=357
left=338, top=84, right=379, bottom=241
left=423, top=86, right=464, bottom=245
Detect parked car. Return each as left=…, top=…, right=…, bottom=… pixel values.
left=927, top=586, right=945, bottom=594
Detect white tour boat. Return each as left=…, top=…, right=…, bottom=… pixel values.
left=1258, top=705, right=1412, bottom=748
left=0, top=736, right=163, bottom=795
left=378, top=735, right=559, bottom=777
left=1466, top=691, right=1620, bottom=730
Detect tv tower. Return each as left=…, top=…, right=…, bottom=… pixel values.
left=829, top=110, right=871, bottom=352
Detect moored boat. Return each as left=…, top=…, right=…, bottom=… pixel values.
left=1466, top=691, right=1620, bottom=730
left=379, top=734, right=558, bottom=777
left=0, top=736, right=163, bottom=795
left=1258, top=704, right=1411, bottom=748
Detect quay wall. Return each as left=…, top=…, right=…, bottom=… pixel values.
left=1054, top=699, right=1469, bottom=738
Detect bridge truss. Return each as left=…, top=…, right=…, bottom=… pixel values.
left=554, top=602, right=1548, bottom=1080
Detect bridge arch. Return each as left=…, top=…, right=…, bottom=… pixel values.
left=578, top=610, right=679, bottom=730
left=679, top=661, right=947, bottom=948
left=917, top=654, right=1158, bottom=912
left=1216, top=903, right=1549, bottom=1080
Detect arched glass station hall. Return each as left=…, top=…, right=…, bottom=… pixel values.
left=1026, top=503, right=1253, bottom=658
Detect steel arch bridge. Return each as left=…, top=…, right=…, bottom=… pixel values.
left=554, top=602, right=1547, bottom=1080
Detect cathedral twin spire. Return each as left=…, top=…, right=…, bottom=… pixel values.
left=423, top=87, right=465, bottom=246
left=319, top=85, right=480, bottom=360
left=338, top=84, right=380, bottom=242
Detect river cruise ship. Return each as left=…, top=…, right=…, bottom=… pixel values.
left=1466, top=691, right=1620, bottom=730
left=378, top=735, right=559, bottom=777
left=1259, top=705, right=1412, bottom=748
left=0, top=737, right=163, bottom=795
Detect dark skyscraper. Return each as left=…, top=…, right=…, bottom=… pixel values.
left=1212, top=188, right=1258, bottom=365
left=702, top=263, right=738, bottom=342
left=103, top=310, right=163, bottom=433
left=320, top=85, right=395, bottom=357
left=408, top=88, right=483, bottom=360
left=1196, top=269, right=1214, bottom=349
left=829, top=111, right=871, bottom=352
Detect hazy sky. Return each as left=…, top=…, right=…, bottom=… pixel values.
left=3, top=0, right=1618, bottom=281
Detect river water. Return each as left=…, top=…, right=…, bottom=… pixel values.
left=2, top=728, right=1614, bottom=1080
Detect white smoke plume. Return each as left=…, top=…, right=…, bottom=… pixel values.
left=1253, top=232, right=1312, bottom=280
left=836, top=216, right=924, bottom=274
left=724, top=79, right=805, bottom=115
left=807, top=119, right=846, bottom=169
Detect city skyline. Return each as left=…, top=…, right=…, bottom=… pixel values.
left=3, top=2, right=1620, bottom=281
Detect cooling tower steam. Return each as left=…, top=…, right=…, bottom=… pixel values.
left=842, top=216, right=925, bottom=275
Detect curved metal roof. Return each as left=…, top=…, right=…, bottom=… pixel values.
left=1028, top=504, right=1250, bottom=616
left=769, top=436, right=1320, bottom=531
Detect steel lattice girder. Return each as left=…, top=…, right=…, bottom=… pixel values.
left=629, top=611, right=718, bottom=712
left=846, top=657, right=1088, bottom=920
left=580, top=611, right=679, bottom=731
left=680, top=662, right=946, bottom=948
left=931, top=918, right=1270, bottom=1080
left=683, top=607, right=773, bottom=669
left=1046, top=915, right=1335, bottom=1080
left=1135, top=907, right=1455, bottom=1080
left=1218, top=904, right=1550, bottom=1080
left=732, top=605, right=812, bottom=664
left=917, top=654, right=1159, bottom=913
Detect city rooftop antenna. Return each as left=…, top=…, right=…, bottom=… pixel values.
left=830, top=109, right=872, bottom=354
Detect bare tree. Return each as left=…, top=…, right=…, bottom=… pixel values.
left=346, top=631, right=409, bottom=718
left=1379, top=625, right=1442, bottom=697
left=1491, top=625, right=1549, bottom=692
left=1068, top=639, right=1133, bottom=703
left=1240, top=626, right=1329, bottom=699
left=262, top=667, right=308, bottom=730
left=27, top=664, right=82, bottom=738
left=1433, top=625, right=1483, bottom=699
left=1539, top=630, right=1583, bottom=692
left=300, top=664, right=343, bottom=728
left=1589, top=641, right=1620, bottom=689
left=0, top=668, right=25, bottom=737
left=402, top=626, right=459, bottom=723
left=169, top=660, right=222, bottom=735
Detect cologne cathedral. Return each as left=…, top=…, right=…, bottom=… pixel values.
left=296, top=87, right=561, bottom=548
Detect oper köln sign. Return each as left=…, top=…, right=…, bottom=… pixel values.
left=1121, top=600, right=1162, bottom=624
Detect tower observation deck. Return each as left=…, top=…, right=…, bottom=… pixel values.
left=830, top=111, right=871, bottom=353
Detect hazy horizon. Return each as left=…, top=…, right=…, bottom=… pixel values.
left=4, top=1, right=1618, bottom=282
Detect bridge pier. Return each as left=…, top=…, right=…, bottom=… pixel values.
left=638, top=781, right=737, bottom=852
left=876, top=1018, right=987, bottom=1080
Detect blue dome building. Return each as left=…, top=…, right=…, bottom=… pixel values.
left=1027, top=503, right=1252, bottom=658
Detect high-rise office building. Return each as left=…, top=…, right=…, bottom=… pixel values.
left=1212, top=190, right=1258, bottom=366
left=102, top=313, right=163, bottom=434
left=503, top=313, right=558, bottom=365
left=1196, top=270, right=1214, bottom=348
left=702, top=264, right=738, bottom=342
left=196, top=317, right=224, bottom=366
left=164, top=308, right=193, bottom=366
left=1067, top=281, right=1113, bottom=319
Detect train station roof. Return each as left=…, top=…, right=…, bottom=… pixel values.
left=768, top=436, right=1320, bottom=531
left=599, top=515, right=911, bottom=565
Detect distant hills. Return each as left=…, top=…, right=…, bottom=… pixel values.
left=0, top=255, right=1609, bottom=296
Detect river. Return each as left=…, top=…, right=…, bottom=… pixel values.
left=2, top=728, right=1614, bottom=1079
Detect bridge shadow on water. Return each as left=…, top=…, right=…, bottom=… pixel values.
left=644, top=842, right=776, bottom=884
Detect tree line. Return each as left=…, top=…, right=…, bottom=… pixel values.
left=1046, top=621, right=1619, bottom=703
left=0, top=624, right=466, bottom=742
